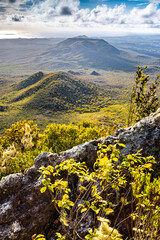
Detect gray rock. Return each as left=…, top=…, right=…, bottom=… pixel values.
left=0, top=108, right=160, bottom=239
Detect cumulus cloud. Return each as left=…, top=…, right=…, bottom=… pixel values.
left=60, top=6, right=72, bottom=15
left=0, top=0, right=16, bottom=3
left=0, top=0, right=31, bottom=15
left=0, top=0, right=160, bottom=37
left=9, top=0, right=16, bottom=3
left=0, top=6, right=6, bottom=12
left=12, top=14, right=24, bottom=21
left=30, top=0, right=79, bottom=17
left=28, top=0, right=160, bottom=27
left=89, top=4, right=126, bottom=24
left=127, top=3, right=160, bottom=24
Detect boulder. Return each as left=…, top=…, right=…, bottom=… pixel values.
left=0, top=108, right=160, bottom=239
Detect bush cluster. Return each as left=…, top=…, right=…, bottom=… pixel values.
left=34, top=142, right=160, bottom=240
left=0, top=120, right=105, bottom=179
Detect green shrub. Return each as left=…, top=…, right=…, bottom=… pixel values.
left=122, top=152, right=160, bottom=239
left=0, top=120, right=40, bottom=178
left=128, top=66, right=159, bottom=125
left=34, top=142, right=160, bottom=240
left=41, top=121, right=105, bottom=153
left=0, top=120, right=105, bottom=179
left=0, top=120, right=40, bottom=150
left=36, top=142, right=125, bottom=240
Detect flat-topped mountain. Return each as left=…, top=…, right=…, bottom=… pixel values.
left=0, top=35, right=160, bottom=76
left=56, top=38, right=120, bottom=55
left=43, top=37, right=135, bottom=71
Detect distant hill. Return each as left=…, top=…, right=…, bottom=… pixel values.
left=91, top=71, right=101, bottom=76
left=1, top=71, right=98, bottom=113
left=68, top=70, right=81, bottom=75
left=56, top=38, right=120, bottom=55
left=43, top=38, right=135, bottom=71
left=73, top=35, right=88, bottom=38
left=0, top=35, right=160, bottom=76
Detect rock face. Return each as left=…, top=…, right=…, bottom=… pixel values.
left=0, top=108, right=160, bottom=240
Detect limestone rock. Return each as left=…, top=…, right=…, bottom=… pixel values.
left=0, top=108, right=160, bottom=239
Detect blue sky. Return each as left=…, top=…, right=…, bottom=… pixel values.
left=0, top=0, right=160, bottom=38
left=80, top=0, right=155, bottom=9
left=80, top=0, right=160, bottom=9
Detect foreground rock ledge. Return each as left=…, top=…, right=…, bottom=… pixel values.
left=0, top=109, right=160, bottom=240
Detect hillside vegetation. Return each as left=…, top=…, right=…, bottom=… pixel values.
left=0, top=120, right=105, bottom=179
left=0, top=71, right=128, bottom=135
left=0, top=66, right=159, bottom=179
left=0, top=67, right=160, bottom=240
left=8, top=72, right=98, bottom=110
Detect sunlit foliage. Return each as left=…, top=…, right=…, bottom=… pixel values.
left=0, top=120, right=105, bottom=178
left=128, top=66, right=159, bottom=125
left=34, top=142, right=160, bottom=240
left=41, top=121, right=105, bottom=153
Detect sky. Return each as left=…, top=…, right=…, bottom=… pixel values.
left=0, top=0, right=160, bottom=38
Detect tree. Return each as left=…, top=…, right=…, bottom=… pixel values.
left=127, top=66, right=159, bottom=126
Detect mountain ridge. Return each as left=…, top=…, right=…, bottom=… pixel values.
left=12, top=71, right=44, bottom=91
left=0, top=35, right=160, bottom=76
left=45, top=37, right=135, bottom=71
left=0, top=71, right=99, bottom=112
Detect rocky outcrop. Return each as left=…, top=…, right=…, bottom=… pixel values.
left=0, top=108, right=160, bottom=239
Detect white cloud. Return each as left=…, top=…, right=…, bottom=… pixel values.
left=30, top=0, right=79, bottom=19
left=28, top=1, right=160, bottom=28
left=87, top=4, right=126, bottom=24
left=0, top=0, right=160, bottom=37
left=127, top=3, right=160, bottom=24
left=150, top=0, right=160, bottom=3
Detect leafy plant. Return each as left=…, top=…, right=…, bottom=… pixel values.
left=41, top=121, right=105, bottom=153
left=34, top=142, right=160, bottom=240
left=0, top=120, right=40, bottom=150
left=32, top=234, right=46, bottom=240
left=122, top=152, right=160, bottom=239
left=0, top=120, right=106, bottom=179
left=127, top=66, right=159, bottom=125
left=35, top=142, right=127, bottom=240
left=90, top=217, right=122, bottom=240
left=0, top=120, right=40, bottom=178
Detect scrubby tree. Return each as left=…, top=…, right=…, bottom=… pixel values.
left=128, top=66, right=159, bottom=126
